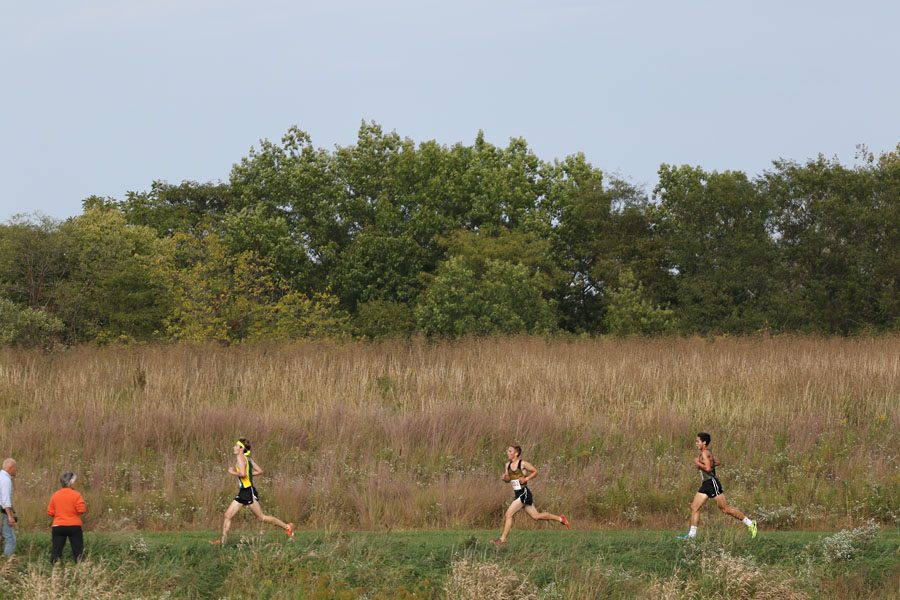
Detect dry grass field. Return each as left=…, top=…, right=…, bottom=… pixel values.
left=0, top=336, right=897, bottom=532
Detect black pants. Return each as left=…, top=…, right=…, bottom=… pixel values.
left=51, top=525, right=84, bottom=564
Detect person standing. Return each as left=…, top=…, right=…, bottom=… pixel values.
left=0, top=458, right=17, bottom=558
left=47, top=471, right=87, bottom=564
left=678, top=432, right=757, bottom=539
left=492, top=445, right=569, bottom=545
left=210, top=439, right=294, bottom=545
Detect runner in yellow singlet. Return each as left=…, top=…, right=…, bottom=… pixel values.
left=492, top=445, right=569, bottom=545
left=210, top=438, right=294, bottom=545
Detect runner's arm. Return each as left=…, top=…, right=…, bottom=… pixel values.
left=228, top=455, right=245, bottom=476
left=694, top=451, right=714, bottom=473
left=520, top=461, right=538, bottom=484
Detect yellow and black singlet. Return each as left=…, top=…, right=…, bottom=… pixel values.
left=506, top=460, right=530, bottom=490
left=237, top=455, right=254, bottom=489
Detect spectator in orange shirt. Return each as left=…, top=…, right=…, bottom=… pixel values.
left=47, top=471, right=86, bottom=564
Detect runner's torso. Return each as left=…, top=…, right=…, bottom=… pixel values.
left=700, top=451, right=717, bottom=481
left=507, top=460, right=530, bottom=491
left=237, top=456, right=253, bottom=489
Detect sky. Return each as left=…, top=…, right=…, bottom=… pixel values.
left=2, top=0, right=899, bottom=221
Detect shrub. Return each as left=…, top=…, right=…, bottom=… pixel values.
left=354, top=300, right=416, bottom=338
left=646, top=550, right=808, bottom=600
left=444, top=558, right=539, bottom=600
left=0, top=298, right=64, bottom=347
left=818, top=520, right=880, bottom=562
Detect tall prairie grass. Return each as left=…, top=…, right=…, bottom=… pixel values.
left=0, top=336, right=896, bottom=531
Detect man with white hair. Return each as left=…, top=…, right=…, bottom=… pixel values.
left=0, top=458, right=17, bottom=557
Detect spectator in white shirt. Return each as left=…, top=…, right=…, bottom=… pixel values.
left=0, top=458, right=17, bottom=557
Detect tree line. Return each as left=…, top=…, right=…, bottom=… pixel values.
left=1, top=122, right=897, bottom=345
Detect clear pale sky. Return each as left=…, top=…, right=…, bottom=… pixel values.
left=2, top=0, right=898, bottom=221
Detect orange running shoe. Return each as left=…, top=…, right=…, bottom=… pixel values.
left=560, top=515, right=570, bottom=529
left=285, top=523, right=295, bottom=540
left=491, top=538, right=506, bottom=545
left=209, top=538, right=222, bottom=546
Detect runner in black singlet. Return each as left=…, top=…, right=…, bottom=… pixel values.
left=678, top=432, right=757, bottom=540
left=492, top=445, right=569, bottom=545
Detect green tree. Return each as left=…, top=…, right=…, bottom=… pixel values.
left=229, top=126, right=345, bottom=293
left=415, top=256, right=555, bottom=336
left=222, top=204, right=316, bottom=292
left=167, top=234, right=347, bottom=342
left=248, top=291, right=349, bottom=341
left=763, top=148, right=899, bottom=333
left=353, top=300, right=417, bottom=339
left=114, top=181, right=232, bottom=236
left=604, top=270, right=674, bottom=335
left=545, top=155, right=670, bottom=333
left=56, top=208, right=175, bottom=341
left=0, top=215, right=67, bottom=310
left=329, top=231, right=427, bottom=311
left=655, top=165, right=777, bottom=333
left=440, top=228, right=561, bottom=292
left=0, top=298, right=65, bottom=347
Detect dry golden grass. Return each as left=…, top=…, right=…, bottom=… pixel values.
left=9, top=560, right=126, bottom=600
left=0, top=336, right=896, bottom=531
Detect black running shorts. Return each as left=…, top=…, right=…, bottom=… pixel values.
left=235, top=486, right=259, bottom=505
left=514, top=486, right=534, bottom=506
left=698, top=477, right=724, bottom=498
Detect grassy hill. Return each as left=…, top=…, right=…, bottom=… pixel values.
left=1, top=337, right=897, bottom=532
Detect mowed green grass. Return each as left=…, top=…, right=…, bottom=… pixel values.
left=2, top=528, right=898, bottom=599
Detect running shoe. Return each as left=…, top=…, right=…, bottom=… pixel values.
left=748, top=520, right=757, bottom=539
left=675, top=533, right=692, bottom=540
left=560, top=515, right=570, bottom=529
left=209, top=538, right=223, bottom=546
left=286, top=523, right=295, bottom=540
left=491, top=538, right=506, bottom=545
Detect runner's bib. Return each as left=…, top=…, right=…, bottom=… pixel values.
left=511, top=479, right=522, bottom=491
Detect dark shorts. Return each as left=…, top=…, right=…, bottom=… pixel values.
left=698, top=477, right=724, bottom=498
left=235, top=486, right=259, bottom=505
left=513, top=486, right=533, bottom=506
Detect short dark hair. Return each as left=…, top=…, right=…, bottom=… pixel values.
left=511, top=445, right=523, bottom=457
left=697, top=432, right=711, bottom=445
left=238, top=438, right=252, bottom=453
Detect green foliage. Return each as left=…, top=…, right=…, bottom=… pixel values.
left=441, top=228, right=562, bottom=292
left=229, top=125, right=345, bottom=291
left=166, top=234, right=348, bottom=342
left=114, top=180, right=232, bottom=236
left=354, top=300, right=417, bottom=338
left=4, top=125, right=897, bottom=339
left=547, top=160, right=672, bottom=332
left=764, top=147, right=900, bottom=333
left=0, top=298, right=65, bottom=346
left=223, top=203, right=317, bottom=292
left=330, top=231, right=427, bottom=310
left=252, top=291, right=349, bottom=341
left=604, top=270, right=674, bottom=335
left=415, top=256, right=555, bottom=336
left=0, top=215, right=66, bottom=310
left=56, top=207, right=175, bottom=341
left=655, top=165, right=777, bottom=333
